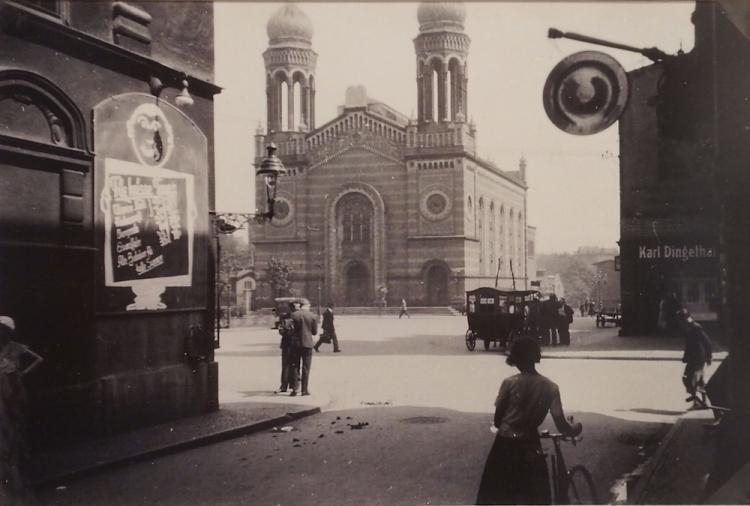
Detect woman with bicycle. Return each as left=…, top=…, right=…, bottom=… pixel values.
left=476, top=336, right=582, bottom=505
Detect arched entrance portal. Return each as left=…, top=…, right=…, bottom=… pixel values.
left=425, top=263, right=450, bottom=306
left=345, top=261, right=371, bottom=306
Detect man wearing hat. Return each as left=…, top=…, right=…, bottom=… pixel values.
left=676, top=309, right=713, bottom=409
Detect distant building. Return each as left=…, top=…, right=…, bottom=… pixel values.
left=252, top=3, right=532, bottom=307
left=592, top=259, right=621, bottom=307
left=230, top=270, right=256, bottom=314
left=536, top=269, right=565, bottom=298
left=526, top=226, right=538, bottom=289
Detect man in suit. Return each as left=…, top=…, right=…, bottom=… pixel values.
left=290, top=301, right=318, bottom=396
left=557, top=297, right=574, bottom=346
left=314, top=302, right=341, bottom=353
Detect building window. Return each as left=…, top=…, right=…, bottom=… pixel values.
left=340, top=193, right=371, bottom=244
left=271, top=196, right=294, bottom=227
left=18, top=0, right=69, bottom=20
left=421, top=189, right=452, bottom=222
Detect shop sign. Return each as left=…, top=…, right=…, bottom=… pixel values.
left=638, top=244, right=715, bottom=261
left=93, top=93, right=208, bottom=313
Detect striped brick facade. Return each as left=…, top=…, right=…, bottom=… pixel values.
left=251, top=3, right=529, bottom=307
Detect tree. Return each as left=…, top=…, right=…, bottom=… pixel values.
left=537, top=253, right=596, bottom=304
left=217, top=234, right=253, bottom=308
left=218, top=234, right=253, bottom=283
left=265, top=256, right=294, bottom=298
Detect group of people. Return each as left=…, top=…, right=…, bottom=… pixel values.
left=276, top=301, right=340, bottom=397
left=527, top=294, right=575, bottom=346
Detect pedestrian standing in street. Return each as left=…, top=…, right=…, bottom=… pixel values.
left=476, top=336, right=582, bottom=505
left=314, top=302, right=341, bottom=353
left=290, top=301, right=318, bottom=396
left=676, top=308, right=712, bottom=409
left=275, top=304, right=297, bottom=394
left=557, top=297, right=574, bottom=346
left=579, top=301, right=585, bottom=318
left=399, top=298, right=410, bottom=319
left=542, top=294, right=560, bottom=345
left=0, top=316, right=43, bottom=503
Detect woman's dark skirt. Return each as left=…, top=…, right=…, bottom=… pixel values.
left=476, top=435, right=551, bottom=505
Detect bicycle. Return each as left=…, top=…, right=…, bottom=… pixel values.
left=540, top=429, right=599, bottom=504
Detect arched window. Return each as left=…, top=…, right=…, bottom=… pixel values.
left=339, top=193, right=371, bottom=245
left=280, top=80, right=289, bottom=131
left=478, top=198, right=484, bottom=267
left=293, top=80, right=302, bottom=131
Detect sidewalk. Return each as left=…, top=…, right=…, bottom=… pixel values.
left=29, top=393, right=330, bottom=489
left=627, top=409, right=716, bottom=504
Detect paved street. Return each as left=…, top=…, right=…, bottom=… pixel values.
left=39, top=315, right=718, bottom=505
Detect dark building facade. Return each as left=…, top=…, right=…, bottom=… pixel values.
left=0, top=1, right=220, bottom=445
left=252, top=3, right=530, bottom=308
left=618, top=5, right=720, bottom=334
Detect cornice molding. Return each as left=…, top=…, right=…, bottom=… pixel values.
left=2, top=2, right=222, bottom=98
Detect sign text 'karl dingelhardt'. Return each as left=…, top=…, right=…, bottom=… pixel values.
left=638, top=244, right=715, bottom=261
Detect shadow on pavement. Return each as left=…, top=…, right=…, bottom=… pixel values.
left=619, top=408, right=688, bottom=417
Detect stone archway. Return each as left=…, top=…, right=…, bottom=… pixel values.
left=324, top=182, right=386, bottom=306
left=424, top=261, right=450, bottom=306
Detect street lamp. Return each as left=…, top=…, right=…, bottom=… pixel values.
left=593, top=272, right=607, bottom=309
left=211, top=144, right=287, bottom=347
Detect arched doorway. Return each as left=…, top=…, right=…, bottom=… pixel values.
left=345, top=261, right=371, bottom=306
left=425, top=263, right=449, bottom=306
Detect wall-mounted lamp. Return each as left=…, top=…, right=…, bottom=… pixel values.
left=210, top=143, right=287, bottom=236
left=175, top=78, right=194, bottom=107
left=255, top=143, right=287, bottom=222
left=149, top=73, right=194, bottom=108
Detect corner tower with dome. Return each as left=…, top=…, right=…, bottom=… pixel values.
left=252, top=2, right=532, bottom=308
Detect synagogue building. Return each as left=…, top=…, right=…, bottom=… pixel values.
left=252, top=2, right=531, bottom=307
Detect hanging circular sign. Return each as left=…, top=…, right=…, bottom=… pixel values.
left=543, top=50, right=629, bottom=136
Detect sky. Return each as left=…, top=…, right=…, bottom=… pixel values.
left=214, top=1, right=696, bottom=253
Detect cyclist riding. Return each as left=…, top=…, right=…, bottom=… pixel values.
left=476, top=336, right=582, bottom=505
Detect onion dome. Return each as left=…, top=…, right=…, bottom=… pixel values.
left=417, top=2, right=466, bottom=33
left=267, top=3, right=313, bottom=47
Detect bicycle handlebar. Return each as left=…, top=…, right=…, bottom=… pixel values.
left=539, top=430, right=582, bottom=443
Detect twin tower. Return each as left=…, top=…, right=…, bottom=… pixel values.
left=263, top=2, right=470, bottom=133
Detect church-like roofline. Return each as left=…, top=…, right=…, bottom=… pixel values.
left=306, top=107, right=408, bottom=139
left=466, top=153, right=528, bottom=190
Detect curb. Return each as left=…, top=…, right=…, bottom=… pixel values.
left=625, top=413, right=689, bottom=504
left=34, top=406, right=322, bottom=489
left=542, top=355, right=726, bottom=362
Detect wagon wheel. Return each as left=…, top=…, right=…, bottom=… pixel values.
left=465, top=330, right=476, bottom=351
left=483, top=338, right=491, bottom=351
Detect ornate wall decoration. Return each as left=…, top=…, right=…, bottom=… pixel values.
left=420, top=188, right=452, bottom=222
left=126, top=102, right=175, bottom=168
left=270, top=194, right=294, bottom=227
left=308, top=125, right=403, bottom=168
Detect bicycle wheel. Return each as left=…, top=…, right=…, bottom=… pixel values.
left=566, top=465, right=598, bottom=505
